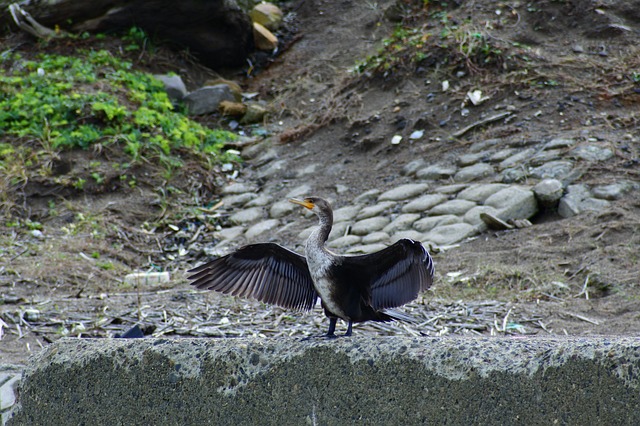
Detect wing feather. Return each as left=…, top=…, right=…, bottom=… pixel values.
left=188, top=243, right=318, bottom=311
left=340, top=239, right=434, bottom=310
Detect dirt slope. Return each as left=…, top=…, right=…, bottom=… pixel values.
left=1, top=0, right=639, bottom=365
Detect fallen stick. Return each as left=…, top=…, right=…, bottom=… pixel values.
left=452, top=111, right=514, bottom=138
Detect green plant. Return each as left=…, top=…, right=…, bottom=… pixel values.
left=0, top=48, right=238, bottom=164
left=97, top=261, right=114, bottom=270
left=73, top=178, right=86, bottom=190
left=122, top=26, right=150, bottom=52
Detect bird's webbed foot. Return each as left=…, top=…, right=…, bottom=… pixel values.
left=300, top=333, right=338, bottom=341
left=300, top=317, right=340, bottom=341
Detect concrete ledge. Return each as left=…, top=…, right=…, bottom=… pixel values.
left=8, top=336, right=640, bottom=425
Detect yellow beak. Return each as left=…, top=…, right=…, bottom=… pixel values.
left=289, top=198, right=315, bottom=210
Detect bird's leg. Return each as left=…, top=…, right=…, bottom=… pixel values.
left=301, top=317, right=338, bottom=341
left=344, top=320, right=353, bottom=337
left=326, top=317, right=337, bottom=337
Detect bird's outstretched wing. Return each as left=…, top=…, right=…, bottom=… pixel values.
left=188, top=243, right=318, bottom=310
left=340, top=239, right=434, bottom=310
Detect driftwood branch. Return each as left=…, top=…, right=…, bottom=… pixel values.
left=452, top=111, right=514, bottom=138
left=8, top=3, right=63, bottom=38
left=3, top=0, right=254, bottom=69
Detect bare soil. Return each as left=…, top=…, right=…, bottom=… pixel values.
left=2, top=0, right=640, bottom=365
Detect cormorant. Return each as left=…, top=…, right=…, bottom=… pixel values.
left=188, top=196, right=434, bottom=337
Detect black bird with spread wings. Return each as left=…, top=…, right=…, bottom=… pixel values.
left=188, top=197, right=434, bottom=337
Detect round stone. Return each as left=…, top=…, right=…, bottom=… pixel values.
left=378, top=183, right=430, bottom=201
left=402, top=194, right=448, bottom=213
left=257, top=159, right=288, bottom=179
left=501, top=168, right=528, bottom=183
left=416, top=164, right=457, bottom=180
left=350, top=217, right=391, bottom=235
left=327, top=235, right=362, bottom=249
left=230, top=207, right=264, bottom=224
left=270, top=200, right=297, bottom=218
left=498, top=148, right=536, bottom=170
left=389, top=230, right=424, bottom=243
left=414, top=215, right=461, bottom=232
left=454, top=163, right=495, bottom=183
left=346, top=243, right=389, bottom=254
left=529, top=149, right=563, bottom=166
left=457, top=152, right=487, bottom=166
left=485, top=186, right=538, bottom=221
left=423, top=223, right=477, bottom=245
left=245, top=219, right=280, bottom=239
left=533, top=179, right=564, bottom=207
left=356, top=201, right=397, bottom=220
left=457, top=184, right=508, bottom=203
left=328, top=222, right=350, bottom=241
left=530, top=161, right=574, bottom=180
left=295, top=163, right=321, bottom=177
left=571, top=145, right=614, bottom=162
left=543, top=137, right=576, bottom=150
left=222, top=182, right=258, bottom=195
left=354, top=189, right=381, bottom=204
left=463, top=205, right=500, bottom=227
left=429, top=199, right=477, bottom=216
left=402, top=159, right=427, bottom=176
left=220, top=193, right=256, bottom=208
left=216, top=226, right=245, bottom=241
left=362, top=231, right=390, bottom=244
left=333, top=205, right=362, bottom=223
left=245, top=194, right=273, bottom=207
left=286, top=184, right=313, bottom=198
left=488, top=148, right=517, bottom=162
left=434, top=184, right=468, bottom=195
left=591, top=182, right=633, bottom=200
left=383, top=214, right=421, bottom=234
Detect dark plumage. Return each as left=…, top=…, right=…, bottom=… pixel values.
left=188, top=196, right=434, bottom=337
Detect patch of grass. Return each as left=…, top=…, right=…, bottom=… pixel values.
left=352, top=4, right=509, bottom=78
left=0, top=37, right=240, bottom=216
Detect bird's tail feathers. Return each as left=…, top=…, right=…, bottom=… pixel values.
left=380, top=309, right=416, bottom=323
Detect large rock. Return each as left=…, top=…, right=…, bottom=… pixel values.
left=153, top=74, right=187, bottom=102
left=533, top=179, right=564, bottom=207
left=484, top=186, right=538, bottom=221
left=402, top=194, right=448, bottom=213
left=350, top=216, right=391, bottom=235
left=184, top=85, right=237, bottom=115
left=356, top=202, right=397, bottom=220
left=378, top=183, right=430, bottom=201
left=11, top=337, right=640, bottom=425
left=423, top=223, right=477, bottom=245
left=457, top=184, right=508, bottom=203
left=253, top=22, right=278, bottom=51
left=558, top=184, right=611, bottom=218
left=413, top=215, right=461, bottom=232
left=429, top=199, right=476, bottom=216
left=229, top=207, right=264, bottom=224
left=453, top=163, right=495, bottom=182
left=244, top=219, right=279, bottom=239
left=249, top=2, right=283, bottom=30
left=12, top=0, right=255, bottom=69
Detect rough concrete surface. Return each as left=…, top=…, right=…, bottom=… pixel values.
left=7, top=336, right=640, bottom=425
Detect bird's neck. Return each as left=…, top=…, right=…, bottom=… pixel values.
left=308, top=213, right=333, bottom=248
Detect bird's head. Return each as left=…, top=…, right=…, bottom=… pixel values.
left=289, top=196, right=333, bottom=220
